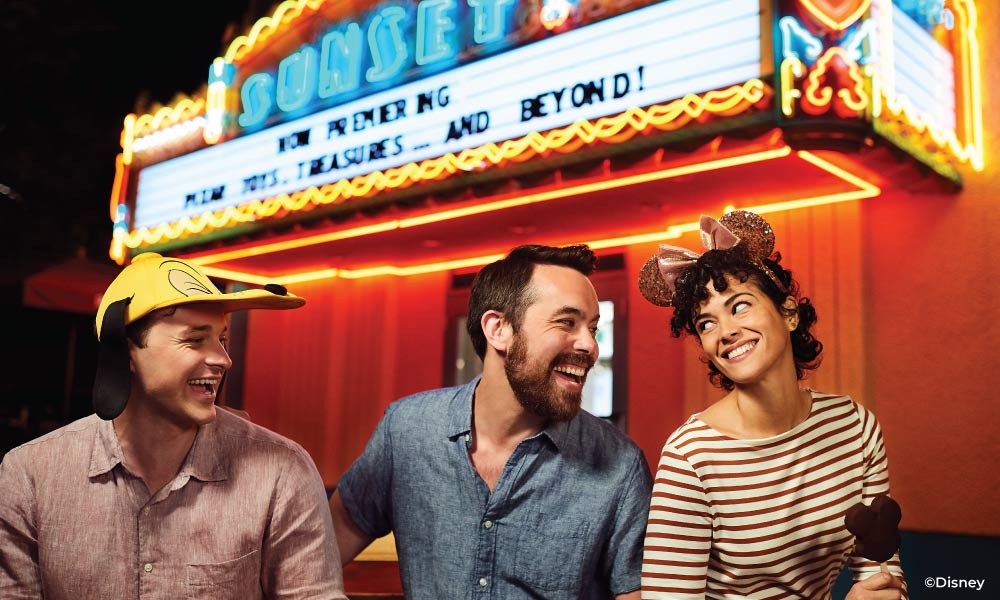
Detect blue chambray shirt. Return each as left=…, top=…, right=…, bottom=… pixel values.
left=338, top=376, right=653, bottom=599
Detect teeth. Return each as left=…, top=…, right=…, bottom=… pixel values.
left=726, top=342, right=755, bottom=359
left=189, top=378, right=217, bottom=386
left=554, top=365, right=586, bottom=377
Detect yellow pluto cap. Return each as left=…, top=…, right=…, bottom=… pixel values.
left=95, top=253, right=305, bottom=340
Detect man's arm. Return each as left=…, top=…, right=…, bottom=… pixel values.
left=605, top=450, right=655, bottom=598
left=0, top=452, right=43, bottom=599
left=260, top=447, right=348, bottom=600
left=329, top=490, right=375, bottom=564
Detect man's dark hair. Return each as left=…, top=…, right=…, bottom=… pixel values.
left=124, top=306, right=177, bottom=348
left=466, top=245, right=597, bottom=360
left=669, top=246, right=823, bottom=390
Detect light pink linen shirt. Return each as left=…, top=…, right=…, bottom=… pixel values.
left=0, top=408, right=346, bottom=599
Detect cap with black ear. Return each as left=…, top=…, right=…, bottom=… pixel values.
left=93, top=298, right=132, bottom=420
left=91, top=252, right=306, bottom=420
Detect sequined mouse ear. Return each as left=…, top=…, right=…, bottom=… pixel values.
left=719, top=210, right=776, bottom=261
left=638, top=256, right=674, bottom=307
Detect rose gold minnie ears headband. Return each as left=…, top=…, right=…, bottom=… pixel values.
left=637, top=210, right=787, bottom=308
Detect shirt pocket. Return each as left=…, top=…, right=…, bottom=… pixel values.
left=186, top=549, right=261, bottom=600
left=512, top=512, right=591, bottom=593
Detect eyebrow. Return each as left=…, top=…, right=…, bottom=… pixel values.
left=551, top=306, right=600, bottom=324
left=181, top=324, right=227, bottom=335
left=694, top=292, right=755, bottom=322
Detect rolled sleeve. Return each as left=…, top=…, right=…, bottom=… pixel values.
left=605, top=449, right=654, bottom=595
left=336, top=404, right=397, bottom=539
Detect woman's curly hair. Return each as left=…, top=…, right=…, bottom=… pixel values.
left=669, top=245, right=823, bottom=390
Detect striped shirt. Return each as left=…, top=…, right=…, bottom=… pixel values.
left=642, top=392, right=907, bottom=599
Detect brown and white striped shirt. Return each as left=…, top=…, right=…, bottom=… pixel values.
left=642, top=392, right=907, bottom=599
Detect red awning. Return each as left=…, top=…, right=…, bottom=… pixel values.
left=23, top=256, right=119, bottom=315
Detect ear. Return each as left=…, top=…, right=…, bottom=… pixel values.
left=481, top=309, right=512, bottom=354
left=782, top=296, right=799, bottom=330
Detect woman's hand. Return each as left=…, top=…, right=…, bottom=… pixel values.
left=845, top=572, right=904, bottom=600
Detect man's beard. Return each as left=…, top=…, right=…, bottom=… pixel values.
left=504, top=334, right=590, bottom=422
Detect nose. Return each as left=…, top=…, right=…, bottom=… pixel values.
left=207, top=340, right=233, bottom=371
left=574, top=328, right=599, bottom=360
left=717, top=314, right=740, bottom=343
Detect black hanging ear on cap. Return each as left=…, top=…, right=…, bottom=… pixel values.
left=93, top=298, right=132, bottom=420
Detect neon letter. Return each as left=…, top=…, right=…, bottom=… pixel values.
left=367, top=6, right=409, bottom=83
left=416, top=0, right=456, bottom=65
left=469, top=0, right=514, bottom=44
left=319, top=22, right=363, bottom=99
left=238, top=73, right=274, bottom=128
left=277, top=47, right=318, bottom=113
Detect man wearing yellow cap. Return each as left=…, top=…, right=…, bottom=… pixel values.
left=0, top=253, right=347, bottom=599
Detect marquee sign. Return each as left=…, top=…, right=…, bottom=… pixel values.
left=108, top=0, right=982, bottom=261
left=133, top=0, right=762, bottom=229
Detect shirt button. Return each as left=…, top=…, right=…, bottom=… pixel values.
left=143, top=507, right=150, bottom=515
left=143, top=563, right=153, bottom=573
left=479, top=577, right=488, bottom=587
left=483, top=520, right=493, bottom=529
left=465, top=434, right=471, bottom=442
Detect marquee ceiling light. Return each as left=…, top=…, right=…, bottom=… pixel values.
left=188, top=148, right=880, bottom=286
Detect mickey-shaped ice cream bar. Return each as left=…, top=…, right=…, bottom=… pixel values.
left=845, top=494, right=902, bottom=568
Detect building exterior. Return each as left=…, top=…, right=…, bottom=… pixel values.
left=109, top=0, right=997, bottom=592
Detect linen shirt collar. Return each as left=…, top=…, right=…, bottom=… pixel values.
left=446, top=375, right=569, bottom=451
left=88, top=414, right=229, bottom=482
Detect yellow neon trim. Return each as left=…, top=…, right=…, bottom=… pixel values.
left=803, top=48, right=869, bottom=113
left=187, top=221, right=401, bottom=265
left=204, top=58, right=229, bottom=145
left=799, top=0, right=871, bottom=31
left=109, top=228, right=126, bottom=265
left=185, top=147, right=791, bottom=266
left=119, top=81, right=769, bottom=250
left=224, top=0, right=326, bottom=64
left=192, top=149, right=884, bottom=283
left=871, top=0, right=983, bottom=171
left=110, top=154, right=127, bottom=222
left=180, top=146, right=880, bottom=285
left=779, top=57, right=805, bottom=116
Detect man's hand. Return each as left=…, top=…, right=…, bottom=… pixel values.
left=846, top=572, right=904, bottom=600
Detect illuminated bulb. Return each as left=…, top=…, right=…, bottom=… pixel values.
left=540, top=0, right=573, bottom=30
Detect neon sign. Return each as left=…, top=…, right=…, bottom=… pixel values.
left=237, top=0, right=518, bottom=130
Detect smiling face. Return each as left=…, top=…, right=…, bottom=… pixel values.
left=127, top=304, right=233, bottom=430
left=693, top=275, right=797, bottom=387
left=504, top=264, right=600, bottom=421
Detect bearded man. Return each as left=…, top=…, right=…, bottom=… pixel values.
left=330, top=245, right=652, bottom=599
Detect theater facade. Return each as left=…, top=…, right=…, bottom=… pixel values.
left=108, top=0, right=996, bottom=591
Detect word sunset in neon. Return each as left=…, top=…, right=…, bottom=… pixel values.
left=238, top=0, right=518, bottom=129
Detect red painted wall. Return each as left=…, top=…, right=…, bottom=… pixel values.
left=238, top=3, right=999, bottom=537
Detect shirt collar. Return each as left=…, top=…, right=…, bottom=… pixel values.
left=447, top=376, right=479, bottom=439
left=89, top=416, right=124, bottom=477
left=445, top=375, right=569, bottom=452
left=87, top=412, right=229, bottom=483
left=181, top=419, right=228, bottom=483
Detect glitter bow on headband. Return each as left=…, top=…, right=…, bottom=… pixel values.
left=638, top=210, right=786, bottom=307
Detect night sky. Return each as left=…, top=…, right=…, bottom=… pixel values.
left=1, top=0, right=266, bottom=287
left=1, top=1, right=272, bottom=442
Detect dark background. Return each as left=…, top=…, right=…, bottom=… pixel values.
left=0, top=0, right=266, bottom=451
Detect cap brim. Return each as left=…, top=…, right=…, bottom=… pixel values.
left=144, top=288, right=306, bottom=316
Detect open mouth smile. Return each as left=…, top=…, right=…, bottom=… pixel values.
left=189, top=377, right=220, bottom=396
left=722, top=341, right=756, bottom=361
left=553, top=364, right=588, bottom=386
